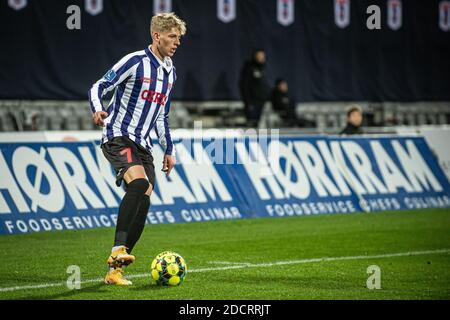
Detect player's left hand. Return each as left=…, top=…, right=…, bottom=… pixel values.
left=93, top=111, right=108, bottom=127
left=162, top=154, right=176, bottom=177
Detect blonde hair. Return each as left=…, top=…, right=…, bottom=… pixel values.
left=151, top=12, right=187, bottom=36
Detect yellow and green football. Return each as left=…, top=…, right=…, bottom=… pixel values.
left=150, top=251, right=187, bottom=286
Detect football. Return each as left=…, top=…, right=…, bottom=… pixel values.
left=150, top=251, right=187, bottom=286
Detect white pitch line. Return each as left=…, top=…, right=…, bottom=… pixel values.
left=0, top=248, right=448, bottom=293
left=207, top=261, right=253, bottom=266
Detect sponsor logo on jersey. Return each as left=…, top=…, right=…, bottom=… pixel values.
left=141, top=90, right=168, bottom=106
left=141, top=77, right=153, bottom=84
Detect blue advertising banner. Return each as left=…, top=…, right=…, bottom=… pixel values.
left=232, top=136, right=450, bottom=219
left=0, top=136, right=449, bottom=234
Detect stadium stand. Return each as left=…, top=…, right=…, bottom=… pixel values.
left=0, top=100, right=449, bottom=133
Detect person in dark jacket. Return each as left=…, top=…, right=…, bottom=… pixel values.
left=271, top=79, right=297, bottom=127
left=270, top=79, right=316, bottom=128
left=340, top=105, right=364, bottom=135
left=239, top=49, right=269, bottom=127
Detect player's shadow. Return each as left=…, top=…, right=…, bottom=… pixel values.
left=15, top=282, right=107, bottom=300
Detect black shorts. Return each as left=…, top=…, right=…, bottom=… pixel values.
left=101, top=136, right=155, bottom=188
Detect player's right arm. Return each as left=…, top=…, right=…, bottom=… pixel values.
left=88, top=53, right=141, bottom=127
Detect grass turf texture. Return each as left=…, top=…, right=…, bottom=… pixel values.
left=0, top=208, right=449, bottom=300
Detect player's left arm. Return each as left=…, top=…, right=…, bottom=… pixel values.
left=155, top=90, right=176, bottom=176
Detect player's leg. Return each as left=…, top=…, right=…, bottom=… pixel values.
left=101, top=137, right=149, bottom=285
left=126, top=153, right=156, bottom=253
left=113, top=165, right=149, bottom=249
left=105, top=165, right=149, bottom=285
left=125, top=183, right=152, bottom=253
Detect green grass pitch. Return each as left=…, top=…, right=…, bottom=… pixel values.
left=0, top=208, right=449, bottom=300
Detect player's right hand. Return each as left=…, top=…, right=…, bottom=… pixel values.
left=93, top=111, right=108, bottom=127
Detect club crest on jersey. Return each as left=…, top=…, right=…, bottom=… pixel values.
left=85, top=0, right=103, bottom=16
left=103, top=69, right=117, bottom=82
left=8, top=0, right=27, bottom=10
left=387, top=0, right=402, bottom=30
left=277, top=0, right=295, bottom=26
left=154, top=0, right=172, bottom=14
left=217, top=0, right=236, bottom=23
left=335, top=0, right=350, bottom=29
left=439, top=1, right=450, bottom=31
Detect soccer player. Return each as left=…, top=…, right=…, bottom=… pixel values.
left=88, top=13, right=186, bottom=285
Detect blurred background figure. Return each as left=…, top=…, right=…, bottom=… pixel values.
left=271, top=78, right=316, bottom=128
left=340, top=105, right=364, bottom=135
left=239, top=49, right=269, bottom=128
left=271, top=78, right=296, bottom=127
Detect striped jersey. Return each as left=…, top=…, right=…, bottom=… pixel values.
left=88, top=46, right=176, bottom=156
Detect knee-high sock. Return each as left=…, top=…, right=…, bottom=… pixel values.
left=114, top=178, right=149, bottom=247
left=126, top=195, right=150, bottom=253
